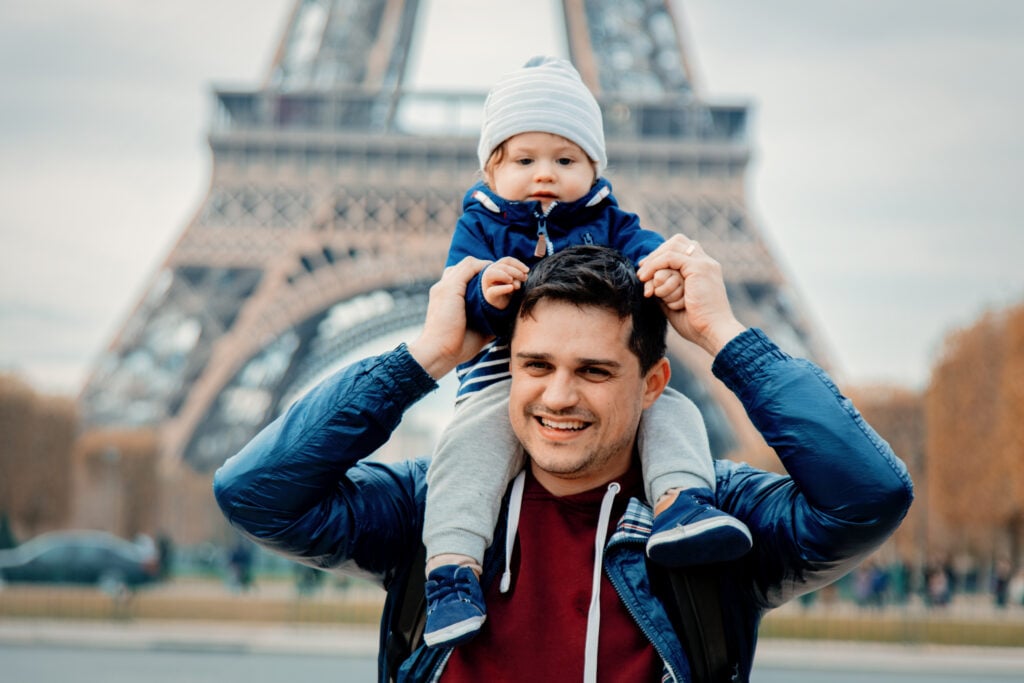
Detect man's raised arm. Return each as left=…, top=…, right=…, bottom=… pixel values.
left=213, top=257, right=490, bottom=583
left=640, top=234, right=913, bottom=604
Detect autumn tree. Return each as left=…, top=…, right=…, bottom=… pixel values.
left=0, top=374, right=77, bottom=537
left=846, top=385, right=924, bottom=563
left=925, top=302, right=1024, bottom=563
left=0, top=375, right=33, bottom=526
left=995, top=304, right=1024, bottom=561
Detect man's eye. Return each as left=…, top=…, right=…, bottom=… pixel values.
left=581, top=367, right=610, bottom=378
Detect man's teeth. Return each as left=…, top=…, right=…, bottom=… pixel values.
left=540, top=418, right=586, bottom=430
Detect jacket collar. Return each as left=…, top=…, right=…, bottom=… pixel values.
left=462, top=177, right=616, bottom=227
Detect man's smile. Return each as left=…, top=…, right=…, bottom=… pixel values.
left=535, top=416, right=590, bottom=431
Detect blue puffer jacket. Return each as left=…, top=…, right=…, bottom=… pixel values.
left=213, top=329, right=913, bottom=682
left=448, top=178, right=664, bottom=337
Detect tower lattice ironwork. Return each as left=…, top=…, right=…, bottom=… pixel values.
left=80, top=0, right=832, bottom=479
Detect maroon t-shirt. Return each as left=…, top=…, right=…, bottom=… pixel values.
left=442, top=460, right=663, bottom=681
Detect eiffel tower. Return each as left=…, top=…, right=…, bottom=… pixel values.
left=80, top=0, right=832, bottom=479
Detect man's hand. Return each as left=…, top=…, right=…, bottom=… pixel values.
left=637, top=235, right=747, bottom=356
left=482, top=256, right=530, bottom=310
left=408, top=257, right=491, bottom=379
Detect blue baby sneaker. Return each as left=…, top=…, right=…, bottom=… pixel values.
left=647, top=487, right=752, bottom=567
left=423, top=564, right=487, bottom=648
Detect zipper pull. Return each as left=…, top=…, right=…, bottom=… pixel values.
left=534, top=218, right=549, bottom=258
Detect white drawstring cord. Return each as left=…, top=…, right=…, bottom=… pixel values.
left=583, top=482, right=620, bottom=683
left=500, top=470, right=526, bottom=593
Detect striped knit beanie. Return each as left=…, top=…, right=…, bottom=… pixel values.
left=477, top=56, right=607, bottom=174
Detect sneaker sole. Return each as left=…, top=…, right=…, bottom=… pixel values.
left=423, top=615, right=487, bottom=648
left=647, top=517, right=752, bottom=566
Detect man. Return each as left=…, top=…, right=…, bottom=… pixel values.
left=214, top=237, right=913, bottom=682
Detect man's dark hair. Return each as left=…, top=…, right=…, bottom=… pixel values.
left=512, top=245, right=667, bottom=373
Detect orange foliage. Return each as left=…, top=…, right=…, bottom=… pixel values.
left=0, top=374, right=77, bottom=536
left=925, top=302, right=1024, bottom=557
left=846, top=385, right=924, bottom=561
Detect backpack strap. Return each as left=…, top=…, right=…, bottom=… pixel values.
left=667, top=566, right=734, bottom=683
left=385, top=543, right=427, bottom=683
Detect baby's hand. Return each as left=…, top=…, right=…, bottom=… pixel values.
left=482, top=257, right=530, bottom=309
left=647, top=267, right=686, bottom=310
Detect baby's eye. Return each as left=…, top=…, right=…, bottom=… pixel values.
left=556, top=157, right=575, bottom=166
left=516, top=158, right=534, bottom=166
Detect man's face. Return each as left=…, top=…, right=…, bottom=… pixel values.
left=509, top=299, right=668, bottom=495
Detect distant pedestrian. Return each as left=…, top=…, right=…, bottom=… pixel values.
left=924, top=561, right=952, bottom=607
left=1008, top=568, right=1024, bottom=606
left=227, top=539, right=254, bottom=592
left=156, top=532, right=174, bottom=580
left=992, top=557, right=1012, bottom=608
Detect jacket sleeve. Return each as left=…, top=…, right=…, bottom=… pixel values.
left=606, top=209, right=665, bottom=266
left=212, top=344, right=438, bottom=588
left=710, top=329, right=914, bottom=608
left=446, top=214, right=509, bottom=336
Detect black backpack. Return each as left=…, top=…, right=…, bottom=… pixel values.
left=385, top=544, right=736, bottom=683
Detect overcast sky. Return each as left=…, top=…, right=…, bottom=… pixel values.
left=1, top=0, right=1021, bottom=396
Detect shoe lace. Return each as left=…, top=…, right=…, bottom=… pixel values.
left=428, top=569, right=476, bottom=605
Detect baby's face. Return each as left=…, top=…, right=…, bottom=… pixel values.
left=485, top=132, right=596, bottom=211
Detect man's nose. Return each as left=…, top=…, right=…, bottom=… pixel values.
left=542, top=371, right=578, bottom=409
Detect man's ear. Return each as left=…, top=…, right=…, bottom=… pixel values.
left=642, top=357, right=671, bottom=409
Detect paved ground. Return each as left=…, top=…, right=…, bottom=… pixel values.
left=3, top=578, right=1022, bottom=676
left=2, top=618, right=1023, bottom=676
left=0, top=618, right=378, bottom=656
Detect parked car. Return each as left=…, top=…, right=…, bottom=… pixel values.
left=0, top=530, right=161, bottom=592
